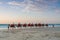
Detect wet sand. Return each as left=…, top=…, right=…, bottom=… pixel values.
left=0, top=27, right=60, bottom=40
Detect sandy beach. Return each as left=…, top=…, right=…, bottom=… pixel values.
left=0, top=27, right=60, bottom=40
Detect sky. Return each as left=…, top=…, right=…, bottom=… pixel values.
left=0, top=0, right=60, bottom=24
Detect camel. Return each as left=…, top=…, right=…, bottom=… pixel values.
left=8, top=23, right=15, bottom=30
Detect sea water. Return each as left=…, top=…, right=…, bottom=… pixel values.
left=0, top=24, right=60, bottom=31
left=0, top=24, right=8, bottom=28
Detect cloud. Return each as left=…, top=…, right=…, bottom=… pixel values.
left=7, top=0, right=59, bottom=14
left=0, top=2, right=3, bottom=4
left=7, top=0, right=42, bottom=13
left=55, top=9, right=60, bottom=14
left=7, top=1, right=21, bottom=6
left=46, top=0, right=58, bottom=3
left=7, top=1, right=27, bottom=7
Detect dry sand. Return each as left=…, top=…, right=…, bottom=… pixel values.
left=0, top=27, right=60, bottom=40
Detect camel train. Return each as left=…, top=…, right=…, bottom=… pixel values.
left=8, top=23, right=49, bottom=30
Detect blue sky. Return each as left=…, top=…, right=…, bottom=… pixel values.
left=0, top=0, right=60, bottom=24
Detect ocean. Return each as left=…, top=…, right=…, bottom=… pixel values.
left=0, top=24, right=8, bottom=28
left=0, top=24, right=60, bottom=28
